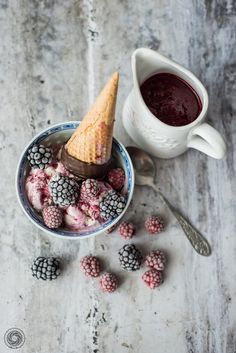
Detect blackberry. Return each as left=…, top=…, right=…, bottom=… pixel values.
left=49, top=174, right=79, bottom=207
left=31, top=257, right=60, bottom=280
left=118, top=244, right=143, bottom=271
left=27, top=144, right=52, bottom=169
left=100, top=190, right=126, bottom=220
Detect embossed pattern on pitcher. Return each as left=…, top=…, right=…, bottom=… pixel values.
left=129, top=105, right=179, bottom=149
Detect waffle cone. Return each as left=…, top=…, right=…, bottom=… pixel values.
left=66, top=72, right=119, bottom=165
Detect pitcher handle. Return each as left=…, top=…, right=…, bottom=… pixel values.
left=187, top=123, right=227, bottom=159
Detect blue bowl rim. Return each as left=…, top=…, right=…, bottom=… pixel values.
left=15, top=121, right=134, bottom=240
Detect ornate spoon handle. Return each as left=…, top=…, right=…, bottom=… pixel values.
left=150, top=184, right=211, bottom=256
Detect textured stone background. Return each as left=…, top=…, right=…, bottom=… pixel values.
left=0, top=1, right=235, bottom=352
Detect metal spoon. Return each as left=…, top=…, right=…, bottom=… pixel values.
left=127, top=146, right=211, bottom=256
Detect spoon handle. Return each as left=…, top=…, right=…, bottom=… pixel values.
left=150, top=184, right=211, bottom=256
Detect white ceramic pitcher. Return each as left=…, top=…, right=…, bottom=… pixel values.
left=123, top=48, right=226, bottom=159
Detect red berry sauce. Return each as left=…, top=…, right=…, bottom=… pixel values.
left=140, top=73, right=202, bottom=127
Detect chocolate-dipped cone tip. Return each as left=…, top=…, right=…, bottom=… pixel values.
left=65, top=72, right=119, bottom=165
left=61, top=145, right=114, bottom=179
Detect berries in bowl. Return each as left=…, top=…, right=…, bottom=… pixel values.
left=15, top=73, right=134, bottom=239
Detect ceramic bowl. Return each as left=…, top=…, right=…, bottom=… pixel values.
left=15, top=122, right=134, bottom=239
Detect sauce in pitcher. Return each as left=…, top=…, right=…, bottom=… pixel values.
left=140, top=73, right=202, bottom=126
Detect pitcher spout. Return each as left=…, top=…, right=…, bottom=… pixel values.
left=132, top=48, right=171, bottom=87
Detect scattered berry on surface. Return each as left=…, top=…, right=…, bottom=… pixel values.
left=145, top=250, right=166, bottom=271
left=118, top=222, right=135, bottom=240
left=99, top=272, right=118, bottom=293
left=145, top=216, right=164, bottom=234
left=142, top=269, right=163, bottom=289
left=80, top=255, right=101, bottom=278
left=31, top=257, right=60, bottom=280
left=118, top=244, right=142, bottom=271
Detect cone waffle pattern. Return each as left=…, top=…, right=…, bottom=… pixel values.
left=66, top=72, right=119, bottom=165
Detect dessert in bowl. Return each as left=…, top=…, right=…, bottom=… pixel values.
left=15, top=73, right=134, bottom=239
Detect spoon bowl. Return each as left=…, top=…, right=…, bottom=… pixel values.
left=126, top=146, right=155, bottom=186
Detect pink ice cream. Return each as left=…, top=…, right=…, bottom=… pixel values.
left=25, top=162, right=70, bottom=212
left=44, top=161, right=72, bottom=179
left=64, top=181, right=112, bottom=230
left=26, top=163, right=113, bottom=231
left=25, top=169, right=51, bottom=212
left=64, top=205, right=95, bottom=230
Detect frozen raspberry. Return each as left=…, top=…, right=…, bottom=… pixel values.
left=81, top=179, right=99, bottom=198
left=145, top=250, right=166, bottom=271
left=145, top=216, right=164, bottom=234
left=107, top=168, right=125, bottom=190
left=99, top=272, right=118, bottom=293
left=80, top=255, right=101, bottom=278
left=42, top=206, right=63, bottom=229
left=118, top=222, right=135, bottom=239
left=142, top=269, right=163, bottom=289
